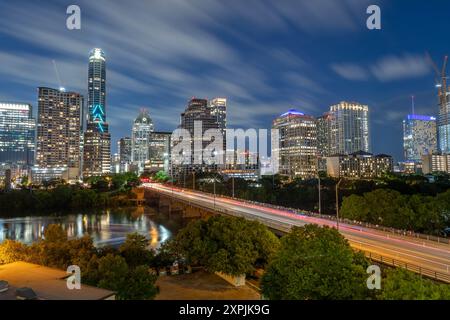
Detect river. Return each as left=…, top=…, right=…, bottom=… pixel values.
left=0, top=206, right=188, bottom=249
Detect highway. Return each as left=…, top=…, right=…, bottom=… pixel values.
left=144, top=183, right=450, bottom=281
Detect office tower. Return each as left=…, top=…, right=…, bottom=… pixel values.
left=118, top=137, right=132, bottom=172
left=34, top=87, right=83, bottom=182
left=326, top=151, right=393, bottom=179
left=131, top=109, right=154, bottom=174
left=147, top=132, right=171, bottom=172
left=208, top=98, right=227, bottom=134
left=178, top=98, right=220, bottom=167
left=316, top=112, right=331, bottom=171
left=83, top=48, right=111, bottom=177
left=0, top=102, right=35, bottom=167
left=329, top=101, right=370, bottom=155
left=403, top=114, right=437, bottom=163
left=437, top=72, right=450, bottom=153
left=272, top=109, right=317, bottom=179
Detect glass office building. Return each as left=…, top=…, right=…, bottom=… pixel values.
left=0, top=102, right=35, bottom=167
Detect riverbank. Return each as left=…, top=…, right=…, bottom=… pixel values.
left=0, top=185, right=138, bottom=215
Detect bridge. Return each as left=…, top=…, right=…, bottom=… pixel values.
left=142, top=183, right=450, bottom=283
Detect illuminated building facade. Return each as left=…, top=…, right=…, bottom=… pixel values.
left=326, top=151, right=393, bottom=179
left=316, top=112, right=331, bottom=171
left=146, top=132, right=171, bottom=172
left=35, top=87, right=83, bottom=182
left=131, top=109, right=154, bottom=174
left=422, top=153, right=450, bottom=174
left=403, top=114, right=437, bottom=163
left=0, top=102, right=35, bottom=167
left=175, top=98, right=221, bottom=175
left=437, top=76, right=450, bottom=154
left=118, top=137, right=132, bottom=172
left=83, top=48, right=111, bottom=177
left=329, top=101, right=370, bottom=155
left=272, top=109, right=317, bottom=179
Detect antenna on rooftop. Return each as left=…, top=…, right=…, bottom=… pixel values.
left=411, top=95, right=415, bottom=115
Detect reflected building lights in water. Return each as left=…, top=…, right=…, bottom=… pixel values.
left=0, top=209, right=176, bottom=247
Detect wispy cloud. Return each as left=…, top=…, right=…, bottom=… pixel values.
left=330, top=63, right=369, bottom=81
left=332, top=54, right=431, bottom=82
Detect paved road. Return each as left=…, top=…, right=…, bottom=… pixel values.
left=144, top=183, right=450, bottom=278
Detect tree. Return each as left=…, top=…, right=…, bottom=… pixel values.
left=119, top=233, right=154, bottom=268
left=0, top=240, right=28, bottom=264
left=379, top=268, right=450, bottom=300
left=261, top=225, right=369, bottom=300
left=96, top=254, right=158, bottom=300
left=173, top=215, right=280, bottom=276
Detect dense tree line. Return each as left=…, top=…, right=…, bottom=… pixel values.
left=0, top=173, right=141, bottom=213
left=341, top=189, right=450, bottom=234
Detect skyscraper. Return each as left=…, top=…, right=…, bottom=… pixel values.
left=208, top=98, right=227, bottom=135
left=272, top=109, right=317, bottom=179
left=118, top=137, right=132, bottom=172
left=437, top=72, right=450, bottom=154
left=131, top=109, right=154, bottom=174
left=147, top=132, right=171, bottom=172
left=403, top=114, right=437, bottom=163
left=0, top=102, right=35, bottom=167
left=83, top=48, right=111, bottom=177
left=316, top=112, right=331, bottom=171
left=35, top=87, right=83, bottom=181
left=329, top=101, right=370, bottom=155
left=179, top=98, right=220, bottom=166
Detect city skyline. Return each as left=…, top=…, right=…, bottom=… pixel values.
left=1, top=1, right=449, bottom=161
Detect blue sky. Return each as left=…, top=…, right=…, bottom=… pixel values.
left=0, top=0, right=448, bottom=161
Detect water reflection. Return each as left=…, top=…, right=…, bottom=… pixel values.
left=0, top=207, right=179, bottom=249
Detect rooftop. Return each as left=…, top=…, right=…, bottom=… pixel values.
left=0, top=262, right=115, bottom=300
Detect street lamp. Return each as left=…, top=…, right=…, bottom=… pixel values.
left=335, top=178, right=343, bottom=231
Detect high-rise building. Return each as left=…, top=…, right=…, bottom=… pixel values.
left=272, top=109, right=317, bottom=179
left=178, top=98, right=220, bottom=167
left=35, top=87, right=83, bottom=182
left=147, top=132, right=171, bottom=173
left=329, top=101, right=370, bottom=155
left=208, top=98, right=227, bottom=134
left=437, top=74, right=450, bottom=154
left=326, top=151, right=393, bottom=179
left=118, top=137, right=132, bottom=172
left=83, top=48, right=111, bottom=177
left=422, top=153, right=450, bottom=174
left=0, top=102, right=35, bottom=167
left=131, top=109, right=154, bottom=174
left=316, top=112, right=331, bottom=171
left=403, top=114, right=437, bottom=163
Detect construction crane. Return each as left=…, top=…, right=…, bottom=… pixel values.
left=52, top=60, right=65, bottom=92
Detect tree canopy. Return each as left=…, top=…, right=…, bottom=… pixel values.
left=261, top=224, right=369, bottom=300
left=172, top=215, right=280, bottom=276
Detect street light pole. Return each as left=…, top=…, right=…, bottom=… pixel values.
left=213, top=177, right=216, bottom=209
left=336, top=178, right=343, bottom=231
left=232, top=176, right=235, bottom=198
left=316, top=156, right=321, bottom=215
left=192, top=171, right=195, bottom=190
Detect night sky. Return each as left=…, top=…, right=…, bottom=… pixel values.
left=0, top=0, right=448, bottom=161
